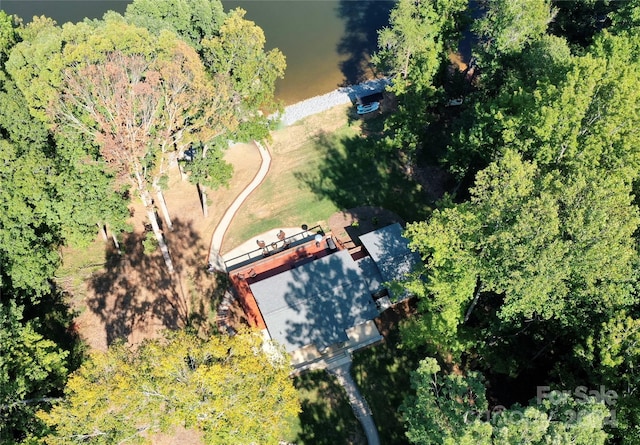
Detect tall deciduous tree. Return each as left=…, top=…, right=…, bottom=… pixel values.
left=37, top=331, right=300, bottom=445
left=53, top=18, right=237, bottom=272
left=404, top=150, right=638, bottom=355
left=372, top=0, right=466, bottom=156
left=180, top=139, right=233, bottom=217
left=201, top=8, right=286, bottom=139
left=475, top=0, right=556, bottom=56
left=374, top=0, right=465, bottom=93
left=402, top=357, right=491, bottom=444
left=0, top=11, right=18, bottom=63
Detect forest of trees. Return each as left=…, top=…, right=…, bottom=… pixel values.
left=374, top=0, right=640, bottom=443
left=3, top=0, right=640, bottom=443
left=0, top=0, right=292, bottom=443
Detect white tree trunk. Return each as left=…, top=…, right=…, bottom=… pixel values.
left=464, top=281, right=482, bottom=323
left=98, top=223, right=108, bottom=241
left=200, top=186, right=208, bottom=218
left=155, top=189, right=173, bottom=231
left=178, top=161, right=188, bottom=181
left=140, top=191, right=174, bottom=274
left=111, top=232, right=121, bottom=254
left=147, top=208, right=174, bottom=273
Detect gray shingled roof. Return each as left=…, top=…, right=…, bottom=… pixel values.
left=249, top=249, right=380, bottom=352
left=359, top=223, right=422, bottom=298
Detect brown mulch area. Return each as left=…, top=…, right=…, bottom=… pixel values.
left=70, top=144, right=261, bottom=351
left=413, top=164, right=453, bottom=202
left=373, top=297, right=418, bottom=339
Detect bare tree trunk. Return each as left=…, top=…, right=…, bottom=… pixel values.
left=155, top=189, right=173, bottom=231
left=140, top=192, right=174, bottom=273
left=111, top=231, right=121, bottom=254
left=98, top=223, right=108, bottom=241
left=198, top=184, right=208, bottom=218
left=147, top=208, right=174, bottom=273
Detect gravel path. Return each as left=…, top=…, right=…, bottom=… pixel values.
left=274, top=77, right=391, bottom=127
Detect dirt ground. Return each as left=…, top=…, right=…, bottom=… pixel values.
left=70, top=143, right=261, bottom=351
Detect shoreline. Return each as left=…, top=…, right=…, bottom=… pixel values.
left=273, top=77, right=391, bottom=127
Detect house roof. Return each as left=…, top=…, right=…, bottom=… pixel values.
left=249, top=249, right=380, bottom=352
left=359, top=223, right=422, bottom=297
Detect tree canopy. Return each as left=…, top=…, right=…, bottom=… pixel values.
left=35, top=330, right=300, bottom=445
left=371, top=1, right=640, bottom=443
left=0, top=4, right=285, bottom=442
left=403, top=358, right=610, bottom=445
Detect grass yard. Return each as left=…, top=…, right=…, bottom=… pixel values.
left=56, top=238, right=110, bottom=303
left=285, top=370, right=366, bottom=445
left=222, top=104, right=431, bottom=253
left=221, top=105, right=354, bottom=252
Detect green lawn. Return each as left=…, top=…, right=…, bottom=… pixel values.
left=222, top=106, right=431, bottom=252
left=285, top=370, right=365, bottom=445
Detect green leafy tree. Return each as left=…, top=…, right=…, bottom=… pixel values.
left=37, top=330, right=300, bottom=445
left=0, top=58, right=128, bottom=297
left=475, top=0, right=556, bottom=55
left=404, top=150, right=638, bottom=357
left=4, top=16, right=63, bottom=124
left=402, top=358, right=492, bottom=445
left=374, top=0, right=466, bottom=94
left=180, top=139, right=233, bottom=217
left=125, top=0, right=225, bottom=50
left=490, top=395, right=609, bottom=445
left=0, top=11, right=18, bottom=63
left=0, top=302, right=69, bottom=443
left=573, top=312, right=640, bottom=444
left=201, top=8, right=286, bottom=139
left=372, top=0, right=466, bottom=158
left=402, top=358, right=610, bottom=445
left=402, top=204, right=479, bottom=355
left=0, top=136, right=63, bottom=298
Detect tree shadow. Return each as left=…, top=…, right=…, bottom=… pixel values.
left=273, top=251, right=378, bottom=351
left=294, top=131, right=432, bottom=224
left=352, top=320, right=424, bottom=444
left=294, top=370, right=365, bottom=445
left=87, top=218, right=218, bottom=347
left=336, top=0, right=394, bottom=85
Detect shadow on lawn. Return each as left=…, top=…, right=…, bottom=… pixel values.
left=87, top=218, right=219, bottom=346
left=352, top=326, right=424, bottom=445
left=336, top=0, right=393, bottom=85
left=294, top=370, right=365, bottom=445
left=295, top=131, right=431, bottom=224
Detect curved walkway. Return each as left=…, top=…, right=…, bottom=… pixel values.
left=329, top=358, right=381, bottom=445
left=208, top=140, right=271, bottom=271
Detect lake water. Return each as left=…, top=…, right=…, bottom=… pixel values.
left=1, top=0, right=392, bottom=104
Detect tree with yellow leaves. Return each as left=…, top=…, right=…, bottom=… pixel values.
left=35, top=330, right=300, bottom=445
